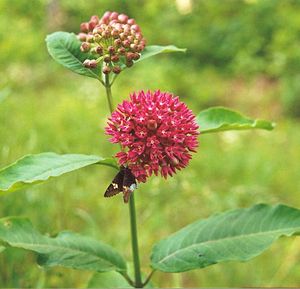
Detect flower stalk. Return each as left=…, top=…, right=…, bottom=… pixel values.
left=104, top=73, right=114, bottom=113
left=129, top=194, right=143, bottom=288
left=103, top=73, right=143, bottom=288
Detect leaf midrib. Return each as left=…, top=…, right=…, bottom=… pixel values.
left=155, top=226, right=300, bottom=264
left=201, top=123, right=255, bottom=134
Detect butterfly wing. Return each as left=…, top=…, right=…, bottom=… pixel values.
left=104, top=168, right=125, bottom=198
left=122, top=167, right=137, bottom=203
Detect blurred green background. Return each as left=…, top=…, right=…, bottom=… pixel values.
left=1, top=0, right=300, bottom=287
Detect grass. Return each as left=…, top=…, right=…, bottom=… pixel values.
left=0, top=60, right=300, bottom=287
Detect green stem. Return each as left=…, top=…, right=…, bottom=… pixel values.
left=104, top=73, right=114, bottom=113
left=129, top=193, right=143, bottom=288
left=103, top=75, right=143, bottom=288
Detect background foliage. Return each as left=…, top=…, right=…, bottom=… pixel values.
left=0, top=0, right=300, bottom=287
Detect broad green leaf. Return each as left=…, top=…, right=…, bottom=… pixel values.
left=0, top=246, right=5, bottom=253
left=0, top=217, right=126, bottom=272
left=197, top=107, right=275, bottom=134
left=0, top=152, right=118, bottom=195
left=46, top=32, right=101, bottom=80
left=151, top=204, right=300, bottom=273
left=88, top=272, right=132, bottom=288
left=138, top=45, right=186, bottom=63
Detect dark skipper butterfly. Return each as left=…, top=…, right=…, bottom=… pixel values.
left=104, top=166, right=137, bottom=203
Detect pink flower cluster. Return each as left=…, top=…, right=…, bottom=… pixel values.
left=78, top=12, right=146, bottom=74
left=105, top=90, right=199, bottom=182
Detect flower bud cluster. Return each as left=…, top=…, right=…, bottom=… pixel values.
left=78, top=12, right=146, bottom=74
